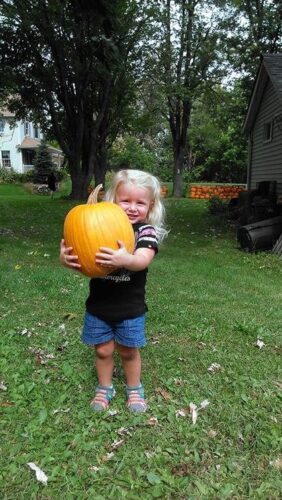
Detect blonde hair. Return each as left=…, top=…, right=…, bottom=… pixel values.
left=105, top=169, right=168, bottom=242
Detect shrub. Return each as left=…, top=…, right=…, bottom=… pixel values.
left=0, top=167, right=17, bottom=183
left=33, top=141, right=54, bottom=183
left=0, top=167, right=34, bottom=184
left=207, top=196, right=229, bottom=215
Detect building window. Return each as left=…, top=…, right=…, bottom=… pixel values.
left=34, top=125, right=39, bottom=138
left=1, top=150, right=11, bottom=169
left=263, top=122, right=273, bottom=142
left=24, top=121, right=30, bottom=136
left=22, top=150, right=34, bottom=166
left=0, top=120, right=4, bottom=133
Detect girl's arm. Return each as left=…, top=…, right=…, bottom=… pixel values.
left=96, top=241, right=155, bottom=272
left=60, top=239, right=81, bottom=270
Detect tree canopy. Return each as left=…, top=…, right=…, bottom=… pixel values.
left=0, top=0, right=281, bottom=197
left=0, top=0, right=151, bottom=198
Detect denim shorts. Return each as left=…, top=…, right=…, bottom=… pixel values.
left=81, top=312, right=146, bottom=348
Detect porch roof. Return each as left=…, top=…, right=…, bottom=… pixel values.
left=18, top=137, right=62, bottom=154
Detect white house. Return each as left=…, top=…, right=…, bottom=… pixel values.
left=0, top=108, right=63, bottom=173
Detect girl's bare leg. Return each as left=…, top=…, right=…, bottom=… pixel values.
left=95, top=340, right=115, bottom=386
left=116, top=344, right=141, bottom=386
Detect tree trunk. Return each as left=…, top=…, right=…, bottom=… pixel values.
left=94, top=142, right=107, bottom=187
left=69, top=170, right=92, bottom=200
left=68, top=152, right=92, bottom=200
left=173, top=142, right=185, bottom=197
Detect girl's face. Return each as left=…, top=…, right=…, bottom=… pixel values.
left=115, top=182, right=153, bottom=224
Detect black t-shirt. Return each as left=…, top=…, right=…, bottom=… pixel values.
left=85, top=223, right=158, bottom=322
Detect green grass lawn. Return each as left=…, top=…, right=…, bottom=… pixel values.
left=0, top=183, right=281, bottom=499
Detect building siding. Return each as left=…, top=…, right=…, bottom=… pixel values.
left=0, top=117, right=44, bottom=173
left=251, top=79, right=282, bottom=196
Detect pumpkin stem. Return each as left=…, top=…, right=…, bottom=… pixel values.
left=87, top=184, right=103, bottom=204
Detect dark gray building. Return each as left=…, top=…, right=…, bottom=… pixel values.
left=243, top=54, right=282, bottom=197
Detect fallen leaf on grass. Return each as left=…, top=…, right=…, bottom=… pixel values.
left=147, top=417, right=158, bottom=426
left=207, top=363, right=221, bottom=374
left=270, top=456, right=282, bottom=470
left=208, top=429, right=217, bottom=438
left=176, top=401, right=210, bottom=424
left=108, top=409, right=118, bottom=416
left=270, top=416, right=278, bottom=423
left=155, top=387, right=172, bottom=400
left=0, top=381, right=7, bottom=391
left=52, top=407, right=70, bottom=415
left=150, top=336, right=159, bottom=345
left=28, top=347, right=55, bottom=365
left=27, top=463, right=48, bottom=485
left=197, top=342, right=207, bottom=350
left=110, top=439, right=124, bottom=451
left=189, top=403, right=198, bottom=424
left=63, top=313, right=77, bottom=321
left=256, top=339, right=265, bottom=349
left=176, top=409, right=189, bottom=417
left=20, top=328, right=32, bottom=337
left=117, top=427, right=132, bottom=436
left=89, top=465, right=100, bottom=473
left=101, top=452, right=115, bottom=462
left=172, top=463, right=190, bottom=477
left=174, top=378, right=183, bottom=386
left=0, top=401, right=14, bottom=407
left=56, top=342, right=69, bottom=352
left=199, top=399, right=210, bottom=410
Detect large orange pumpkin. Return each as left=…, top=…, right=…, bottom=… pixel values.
left=64, top=185, right=135, bottom=278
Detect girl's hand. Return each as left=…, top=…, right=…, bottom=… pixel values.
left=60, top=239, right=81, bottom=271
left=96, top=241, right=155, bottom=272
left=96, top=241, right=132, bottom=270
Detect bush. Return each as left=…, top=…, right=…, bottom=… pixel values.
left=33, top=141, right=54, bottom=183
left=0, top=167, right=35, bottom=184
left=109, top=136, right=157, bottom=173
left=0, top=167, right=17, bottom=183
left=207, top=196, right=229, bottom=215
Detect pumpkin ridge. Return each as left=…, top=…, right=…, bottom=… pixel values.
left=63, top=198, right=135, bottom=278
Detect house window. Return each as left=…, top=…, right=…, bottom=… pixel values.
left=0, top=120, right=4, bottom=133
left=1, top=150, right=11, bottom=169
left=34, top=125, right=39, bottom=139
left=22, top=150, right=34, bottom=166
left=263, top=122, right=273, bottom=142
left=24, top=121, right=30, bottom=136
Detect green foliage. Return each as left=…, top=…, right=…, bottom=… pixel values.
left=33, top=142, right=54, bottom=184
left=109, top=134, right=175, bottom=182
left=207, top=196, right=229, bottom=215
left=226, top=0, right=282, bottom=97
left=0, top=168, right=34, bottom=184
left=189, top=85, right=247, bottom=183
left=109, top=136, right=157, bottom=172
left=0, top=0, right=154, bottom=197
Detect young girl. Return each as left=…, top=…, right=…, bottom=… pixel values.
left=60, top=169, right=167, bottom=413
